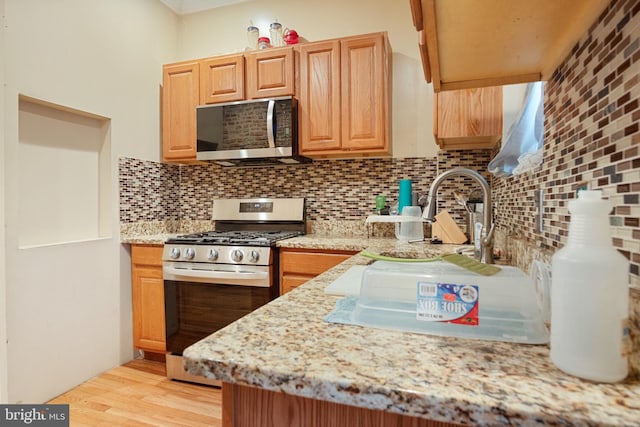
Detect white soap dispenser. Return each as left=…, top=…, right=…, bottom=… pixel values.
left=550, top=190, right=629, bottom=382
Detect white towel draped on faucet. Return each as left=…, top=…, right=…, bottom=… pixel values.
left=489, top=81, right=545, bottom=177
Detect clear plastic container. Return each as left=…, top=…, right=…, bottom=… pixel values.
left=353, top=260, right=549, bottom=344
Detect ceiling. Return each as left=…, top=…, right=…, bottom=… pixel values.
left=159, top=0, right=250, bottom=15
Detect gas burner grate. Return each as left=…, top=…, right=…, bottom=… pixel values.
left=167, top=230, right=303, bottom=246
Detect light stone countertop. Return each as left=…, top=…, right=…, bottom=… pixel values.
left=183, top=241, right=640, bottom=427
left=121, top=234, right=171, bottom=245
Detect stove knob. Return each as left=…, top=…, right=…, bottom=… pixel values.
left=184, top=248, right=196, bottom=260
left=170, top=247, right=181, bottom=259
left=248, top=250, right=260, bottom=263
left=208, top=248, right=219, bottom=261
left=231, top=249, right=243, bottom=263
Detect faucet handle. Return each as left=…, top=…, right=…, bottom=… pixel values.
left=482, top=222, right=496, bottom=245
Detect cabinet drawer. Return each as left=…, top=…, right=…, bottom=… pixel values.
left=280, top=251, right=353, bottom=275
left=279, top=249, right=358, bottom=295
left=131, top=245, right=164, bottom=266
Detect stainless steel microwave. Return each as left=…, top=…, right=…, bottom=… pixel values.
left=195, top=96, right=309, bottom=167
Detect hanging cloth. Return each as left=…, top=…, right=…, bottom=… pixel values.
left=488, top=81, right=544, bottom=177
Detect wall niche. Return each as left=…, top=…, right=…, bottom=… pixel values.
left=18, top=95, right=111, bottom=247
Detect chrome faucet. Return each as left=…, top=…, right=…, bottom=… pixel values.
left=422, top=167, right=495, bottom=264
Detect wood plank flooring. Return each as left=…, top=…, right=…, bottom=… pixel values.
left=47, top=359, right=222, bottom=426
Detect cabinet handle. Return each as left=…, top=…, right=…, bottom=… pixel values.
left=163, top=265, right=270, bottom=287
left=266, top=99, right=276, bottom=148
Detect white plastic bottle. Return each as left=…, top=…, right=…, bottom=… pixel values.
left=550, top=190, right=629, bottom=382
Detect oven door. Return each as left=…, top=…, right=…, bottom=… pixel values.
left=163, top=262, right=275, bottom=356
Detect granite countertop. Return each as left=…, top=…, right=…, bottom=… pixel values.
left=121, top=230, right=468, bottom=257
left=183, top=243, right=640, bottom=426
left=121, top=234, right=172, bottom=245
left=277, top=234, right=472, bottom=256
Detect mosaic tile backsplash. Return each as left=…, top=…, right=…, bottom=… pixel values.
left=119, top=151, right=492, bottom=235
left=491, top=0, right=639, bottom=288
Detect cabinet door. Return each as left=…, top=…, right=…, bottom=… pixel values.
left=131, top=245, right=166, bottom=353
left=434, top=86, right=503, bottom=149
left=162, top=61, right=199, bottom=162
left=340, top=33, right=389, bottom=153
left=298, top=40, right=342, bottom=154
left=200, top=54, right=245, bottom=104
left=245, top=46, right=295, bottom=99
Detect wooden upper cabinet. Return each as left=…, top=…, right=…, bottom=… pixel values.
left=298, top=40, right=341, bottom=152
left=411, top=0, right=609, bottom=91
left=162, top=61, right=199, bottom=162
left=245, top=46, right=295, bottom=99
left=161, top=32, right=390, bottom=162
left=298, top=32, right=390, bottom=158
left=200, top=54, right=245, bottom=104
left=340, top=33, right=388, bottom=152
left=434, top=86, right=503, bottom=150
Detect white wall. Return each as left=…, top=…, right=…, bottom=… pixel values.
left=0, top=0, right=8, bottom=405
left=2, top=0, right=178, bottom=403
left=177, top=0, right=437, bottom=158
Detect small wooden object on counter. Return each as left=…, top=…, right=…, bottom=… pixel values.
left=131, top=244, right=166, bottom=354
left=410, top=0, right=610, bottom=91
left=279, top=248, right=358, bottom=294
left=432, top=210, right=467, bottom=244
left=434, top=86, right=502, bottom=149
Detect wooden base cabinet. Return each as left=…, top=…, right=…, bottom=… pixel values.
left=131, top=244, right=166, bottom=353
left=222, top=382, right=463, bottom=427
left=298, top=32, right=391, bottom=158
left=279, top=248, right=357, bottom=294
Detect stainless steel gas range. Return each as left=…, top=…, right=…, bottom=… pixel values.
left=162, top=198, right=305, bottom=386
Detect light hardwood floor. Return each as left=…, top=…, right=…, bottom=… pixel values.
left=47, top=359, right=222, bottom=426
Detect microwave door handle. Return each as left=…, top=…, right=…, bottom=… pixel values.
left=266, top=99, right=276, bottom=148
left=163, top=266, right=270, bottom=287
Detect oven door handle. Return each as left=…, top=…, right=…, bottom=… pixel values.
left=163, top=266, right=270, bottom=287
